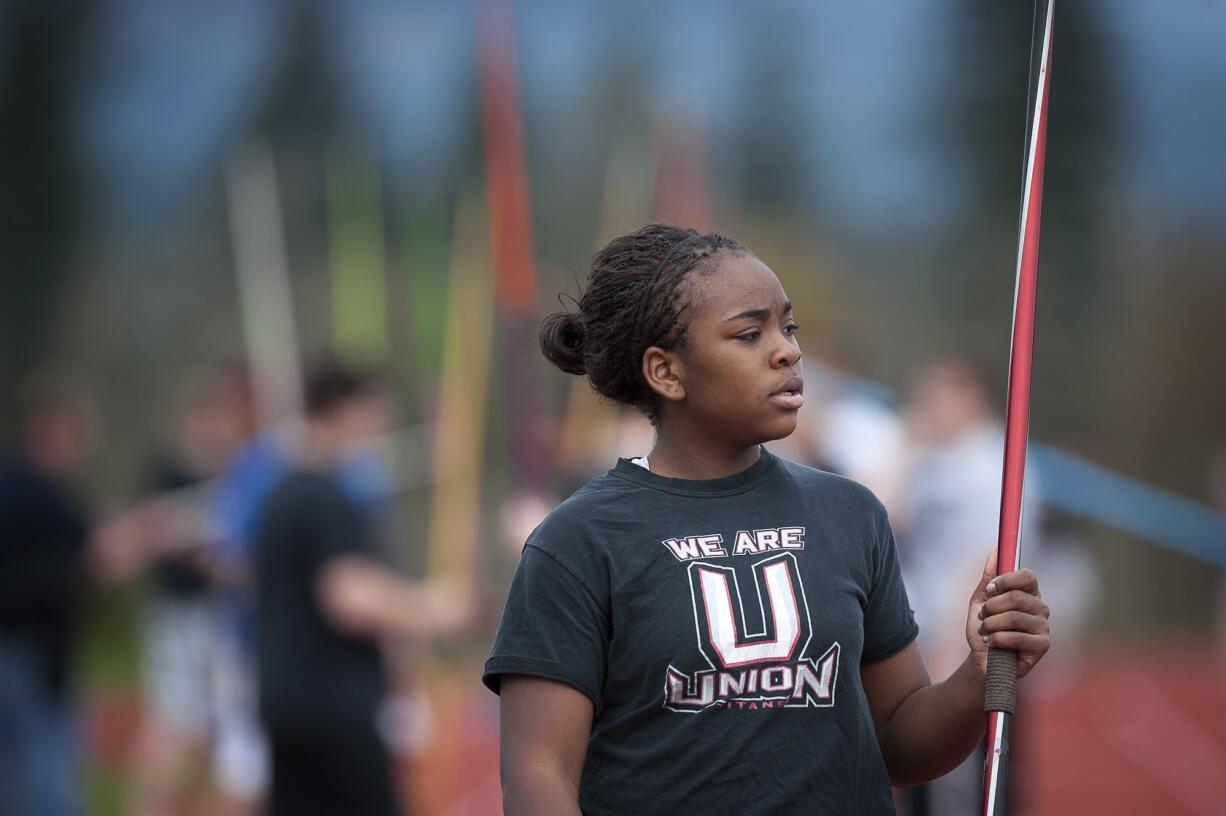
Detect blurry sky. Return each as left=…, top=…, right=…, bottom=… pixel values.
left=58, top=0, right=1226, bottom=244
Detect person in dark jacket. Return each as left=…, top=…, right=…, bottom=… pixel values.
left=0, top=377, right=95, bottom=816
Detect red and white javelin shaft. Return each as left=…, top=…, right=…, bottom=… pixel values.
left=982, top=1, right=1054, bottom=814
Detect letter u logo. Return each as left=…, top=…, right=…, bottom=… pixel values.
left=688, top=553, right=812, bottom=670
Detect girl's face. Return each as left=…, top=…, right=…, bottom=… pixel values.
left=649, top=251, right=803, bottom=447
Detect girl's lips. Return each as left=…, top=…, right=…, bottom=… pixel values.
left=769, top=390, right=804, bottom=410
left=768, top=375, right=804, bottom=410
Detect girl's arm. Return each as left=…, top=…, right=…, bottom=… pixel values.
left=860, top=640, right=981, bottom=787
left=861, top=562, right=1050, bottom=787
left=500, top=675, right=593, bottom=816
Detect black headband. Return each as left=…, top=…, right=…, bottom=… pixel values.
left=633, top=234, right=703, bottom=348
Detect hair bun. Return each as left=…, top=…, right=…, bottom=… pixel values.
left=539, top=311, right=588, bottom=375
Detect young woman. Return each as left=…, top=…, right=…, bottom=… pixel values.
left=483, top=225, right=1051, bottom=815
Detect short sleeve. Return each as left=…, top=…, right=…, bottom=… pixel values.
left=482, top=543, right=610, bottom=711
left=861, top=514, right=919, bottom=664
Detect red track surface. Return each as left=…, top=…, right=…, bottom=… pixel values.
left=1015, top=651, right=1226, bottom=815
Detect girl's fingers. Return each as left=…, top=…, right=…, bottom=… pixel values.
left=984, top=631, right=1049, bottom=654
left=986, top=568, right=1040, bottom=598
left=979, top=610, right=1049, bottom=636
left=979, top=590, right=1049, bottom=619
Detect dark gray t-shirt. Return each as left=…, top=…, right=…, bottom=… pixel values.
left=484, top=448, right=918, bottom=815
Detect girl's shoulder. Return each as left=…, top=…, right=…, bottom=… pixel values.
left=512, top=472, right=637, bottom=580
left=775, top=456, right=887, bottom=516
left=523, top=472, right=640, bottom=554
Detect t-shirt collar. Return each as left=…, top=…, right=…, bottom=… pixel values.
left=610, top=446, right=778, bottom=497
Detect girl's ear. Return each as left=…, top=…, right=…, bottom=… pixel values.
left=642, top=346, right=686, bottom=404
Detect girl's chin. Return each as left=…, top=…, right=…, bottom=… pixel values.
left=754, top=416, right=800, bottom=445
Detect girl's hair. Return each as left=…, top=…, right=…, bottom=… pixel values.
left=540, top=224, right=746, bottom=423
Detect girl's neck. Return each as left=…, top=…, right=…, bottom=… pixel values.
left=646, top=425, right=761, bottom=480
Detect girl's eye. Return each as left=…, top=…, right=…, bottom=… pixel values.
left=785, top=323, right=800, bottom=335
left=737, top=330, right=761, bottom=342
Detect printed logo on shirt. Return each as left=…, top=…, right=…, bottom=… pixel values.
left=661, top=526, right=806, bottom=561
left=663, top=551, right=840, bottom=713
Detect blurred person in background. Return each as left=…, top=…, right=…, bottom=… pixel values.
left=122, top=368, right=253, bottom=816
left=207, top=391, right=291, bottom=814
left=0, top=376, right=95, bottom=816
left=255, top=361, right=472, bottom=816
left=207, top=359, right=410, bottom=813
left=893, top=357, right=1043, bottom=816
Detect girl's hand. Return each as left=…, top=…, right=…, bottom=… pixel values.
left=966, top=550, right=1051, bottom=679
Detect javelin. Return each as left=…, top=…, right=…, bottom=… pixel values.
left=982, top=1, right=1054, bottom=814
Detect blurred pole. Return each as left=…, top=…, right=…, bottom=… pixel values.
left=554, top=113, right=717, bottom=467
left=225, top=141, right=303, bottom=425
left=478, top=1, right=543, bottom=489
left=557, top=135, right=656, bottom=466
left=983, top=2, right=1054, bottom=814
left=651, top=120, right=713, bottom=231
left=597, top=134, right=657, bottom=247
left=327, top=151, right=391, bottom=367
left=403, top=205, right=451, bottom=390
left=425, top=196, right=494, bottom=582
